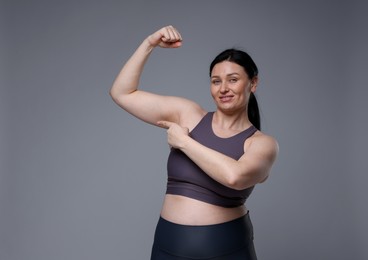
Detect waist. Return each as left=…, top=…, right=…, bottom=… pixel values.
left=160, top=194, right=248, bottom=225
left=153, top=212, right=255, bottom=259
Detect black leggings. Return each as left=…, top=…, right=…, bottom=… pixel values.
left=150, top=213, right=257, bottom=259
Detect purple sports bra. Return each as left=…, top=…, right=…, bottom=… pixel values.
left=166, top=112, right=258, bottom=208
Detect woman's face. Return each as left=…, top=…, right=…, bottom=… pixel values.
left=210, top=61, right=257, bottom=113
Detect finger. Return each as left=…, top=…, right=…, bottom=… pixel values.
left=161, top=26, right=174, bottom=42
left=171, top=27, right=183, bottom=43
left=166, top=26, right=176, bottom=41
left=176, top=30, right=183, bottom=42
left=162, top=27, right=170, bottom=42
left=170, top=26, right=182, bottom=41
left=163, top=26, right=181, bottom=43
left=157, top=120, right=173, bottom=129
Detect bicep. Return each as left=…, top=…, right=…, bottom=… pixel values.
left=111, top=90, right=202, bottom=126
left=238, top=136, right=279, bottom=186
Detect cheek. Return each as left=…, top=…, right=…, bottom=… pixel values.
left=239, top=86, right=251, bottom=101
left=242, top=83, right=253, bottom=95
left=210, top=86, right=216, bottom=96
left=237, top=84, right=248, bottom=95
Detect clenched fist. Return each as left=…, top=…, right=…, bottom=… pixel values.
left=147, top=25, right=183, bottom=48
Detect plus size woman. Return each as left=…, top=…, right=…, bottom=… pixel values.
left=110, top=25, right=279, bottom=259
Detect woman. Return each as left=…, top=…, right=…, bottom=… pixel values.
left=110, top=25, right=278, bottom=259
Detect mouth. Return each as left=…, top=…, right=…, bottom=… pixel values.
left=219, top=95, right=234, bottom=102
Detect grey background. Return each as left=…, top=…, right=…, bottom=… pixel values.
left=1, top=0, right=367, bottom=259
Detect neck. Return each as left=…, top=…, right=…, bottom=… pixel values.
left=213, top=110, right=251, bottom=131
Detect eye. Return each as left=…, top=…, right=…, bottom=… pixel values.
left=229, top=78, right=238, bottom=83
left=212, top=79, right=221, bottom=85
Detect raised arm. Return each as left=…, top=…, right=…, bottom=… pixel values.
left=110, top=26, right=202, bottom=126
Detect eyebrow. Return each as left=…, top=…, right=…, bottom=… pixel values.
left=211, top=73, right=240, bottom=78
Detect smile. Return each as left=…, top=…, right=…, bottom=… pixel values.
left=219, top=96, right=234, bottom=102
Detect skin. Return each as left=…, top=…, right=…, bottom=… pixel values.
left=110, top=26, right=279, bottom=225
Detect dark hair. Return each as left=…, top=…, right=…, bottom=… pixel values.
left=209, top=48, right=261, bottom=130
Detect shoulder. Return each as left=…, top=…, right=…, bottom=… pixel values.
left=245, top=131, right=279, bottom=162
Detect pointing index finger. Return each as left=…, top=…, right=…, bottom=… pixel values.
left=157, top=120, right=172, bottom=129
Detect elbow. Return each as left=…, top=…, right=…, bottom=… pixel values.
left=109, top=88, right=124, bottom=105
left=226, top=174, right=249, bottom=191
left=109, top=88, right=118, bottom=101
left=226, top=172, right=260, bottom=190
left=109, top=81, right=123, bottom=101
left=109, top=87, right=136, bottom=105
left=221, top=167, right=244, bottom=190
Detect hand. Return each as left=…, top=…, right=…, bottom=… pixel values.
left=147, top=25, right=183, bottom=48
left=157, top=120, right=190, bottom=149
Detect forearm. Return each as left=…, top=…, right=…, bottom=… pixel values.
left=180, top=137, right=252, bottom=190
left=110, top=26, right=182, bottom=108
left=158, top=120, right=258, bottom=190
left=110, top=39, right=153, bottom=98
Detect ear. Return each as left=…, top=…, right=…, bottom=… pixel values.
left=250, top=76, right=259, bottom=93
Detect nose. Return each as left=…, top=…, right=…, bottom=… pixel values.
left=220, top=82, right=228, bottom=93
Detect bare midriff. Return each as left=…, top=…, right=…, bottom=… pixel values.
left=160, top=194, right=248, bottom=225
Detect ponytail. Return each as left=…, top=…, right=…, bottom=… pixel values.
left=248, top=92, right=260, bottom=130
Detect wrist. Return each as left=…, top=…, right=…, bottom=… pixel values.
left=144, top=36, right=157, bottom=51
left=179, top=135, right=193, bottom=151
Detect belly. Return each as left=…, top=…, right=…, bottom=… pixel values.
left=160, top=194, right=248, bottom=225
